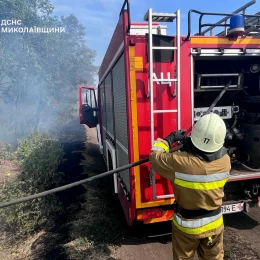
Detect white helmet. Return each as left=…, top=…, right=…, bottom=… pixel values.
left=190, top=113, right=226, bottom=153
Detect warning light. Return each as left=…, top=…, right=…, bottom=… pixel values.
left=138, top=208, right=163, bottom=220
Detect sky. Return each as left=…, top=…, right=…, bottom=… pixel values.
left=50, top=0, right=260, bottom=67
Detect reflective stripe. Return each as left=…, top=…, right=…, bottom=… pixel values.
left=174, top=212, right=222, bottom=228
left=174, top=178, right=227, bottom=190
left=173, top=215, right=223, bottom=235
left=152, top=141, right=169, bottom=153
left=175, top=172, right=230, bottom=183
left=152, top=146, right=165, bottom=152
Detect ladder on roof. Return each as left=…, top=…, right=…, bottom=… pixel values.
left=144, top=9, right=181, bottom=201
left=244, top=12, right=260, bottom=36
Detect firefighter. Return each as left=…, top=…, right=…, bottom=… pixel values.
left=149, top=113, right=231, bottom=260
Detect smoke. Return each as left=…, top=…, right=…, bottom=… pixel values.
left=0, top=0, right=97, bottom=143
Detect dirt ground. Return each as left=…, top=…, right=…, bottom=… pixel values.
left=0, top=160, right=19, bottom=186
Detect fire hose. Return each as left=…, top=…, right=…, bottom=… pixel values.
left=0, top=81, right=232, bottom=209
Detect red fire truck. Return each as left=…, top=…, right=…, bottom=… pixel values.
left=79, top=0, right=260, bottom=225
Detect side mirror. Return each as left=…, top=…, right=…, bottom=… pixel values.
left=79, top=86, right=98, bottom=128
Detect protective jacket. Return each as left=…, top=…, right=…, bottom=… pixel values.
left=149, top=137, right=231, bottom=239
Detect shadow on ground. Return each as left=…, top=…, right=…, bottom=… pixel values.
left=224, top=211, right=259, bottom=230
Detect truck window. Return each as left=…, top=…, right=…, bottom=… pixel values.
left=83, top=89, right=96, bottom=109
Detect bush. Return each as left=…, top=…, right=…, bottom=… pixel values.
left=15, top=131, right=65, bottom=189
left=0, top=132, right=65, bottom=238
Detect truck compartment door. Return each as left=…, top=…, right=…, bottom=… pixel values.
left=79, top=86, right=98, bottom=128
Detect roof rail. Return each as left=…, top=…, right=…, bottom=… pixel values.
left=201, top=0, right=256, bottom=35
left=183, top=1, right=260, bottom=41
left=243, top=11, right=260, bottom=36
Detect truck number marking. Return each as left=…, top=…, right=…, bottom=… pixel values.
left=153, top=72, right=173, bottom=86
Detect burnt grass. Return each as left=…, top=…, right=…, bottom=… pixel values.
left=29, top=139, right=85, bottom=259
left=28, top=121, right=125, bottom=260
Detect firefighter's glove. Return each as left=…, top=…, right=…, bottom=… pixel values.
left=163, top=130, right=186, bottom=147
